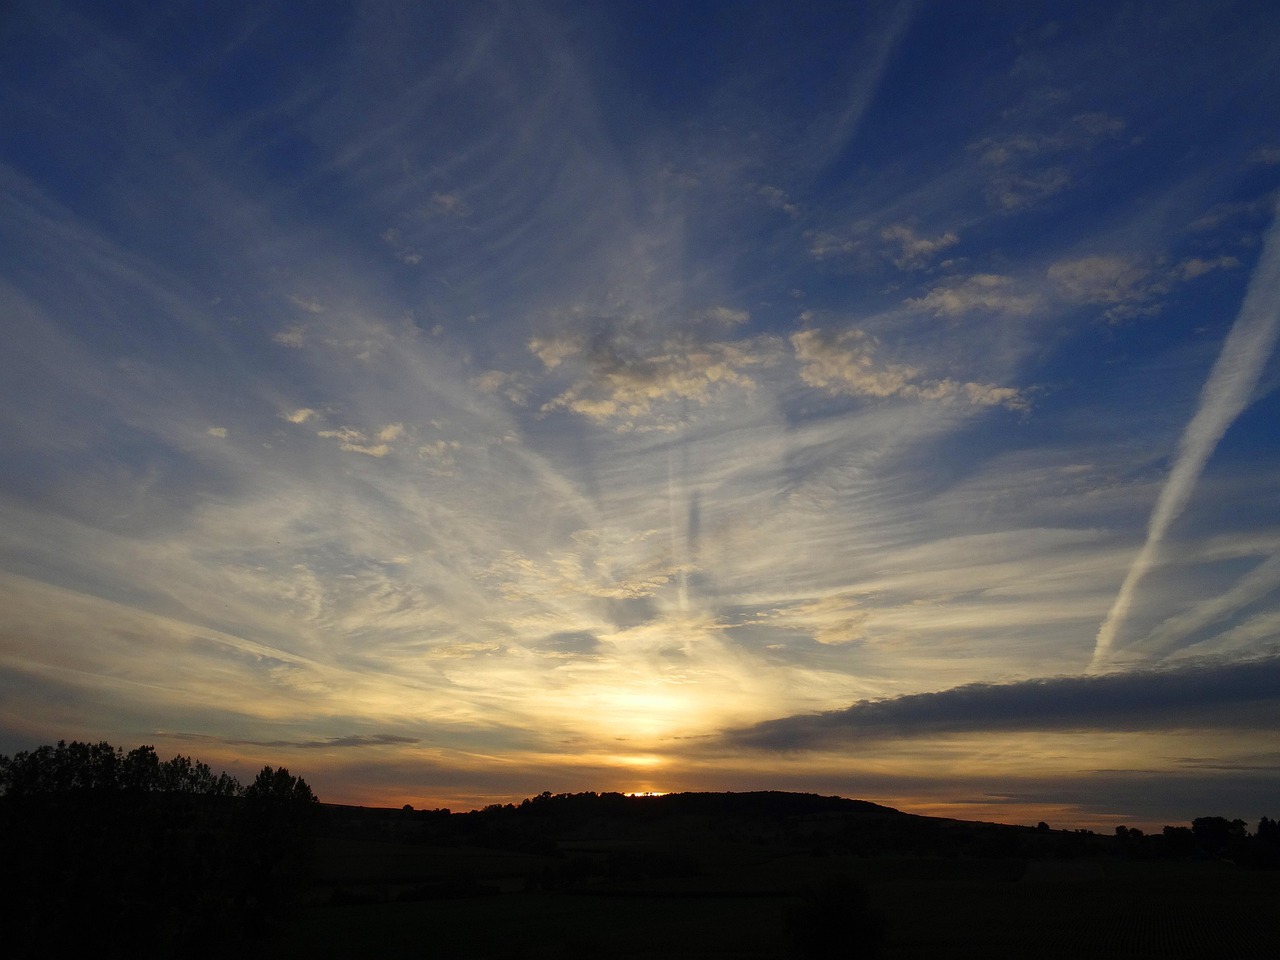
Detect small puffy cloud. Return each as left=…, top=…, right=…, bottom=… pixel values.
left=758, top=184, right=800, bottom=217
left=973, top=112, right=1125, bottom=165
left=972, top=112, right=1124, bottom=211
left=472, top=370, right=530, bottom=404
left=317, top=425, right=396, bottom=457
left=908, top=274, right=1039, bottom=317
left=343, top=443, right=392, bottom=458
left=703, top=306, right=750, bottom=326
left=1048, top=253, right=1239, bottom=321
left=962, top=382, right=1024, bottom=408
left=317, top=427, right=365, bottom=444
left=792, top=328, right=918, bottom=399
left=486, top=544, right=679, bottom=604
left=880, top=224, right=959, bottom=270
left=1189, top=193, right=1278, bottom=232
left=431, top=192, right=469, bottom=216
left=1248, top=146, right=1280, bottom=166
left=418, top=438, right=460, bottom=472
left=288, top=294, right=325, bottom=314
left=529, top=335, right=581, bottom=370
left=755, top=593, right=868, bottom=646
left=206, top=426, right=228, bottom=438
left=273, top=325, right=306, bottom=348
left=1048, top=256, right=1151, bottom=304
left=808, top=230, right=860, bottom=260
left=985, top=166, right=1073, bottom=211
left=532, top=330, right=774, bottom=429
left=791, top=327, right=1024, bottom=409
left=1175, top=255, right=1240, bottom=280
left=284, top=408, right=316, bottom=424
left=381, top=227, right=424, bottom=265
left=1047, top=255, right=1167, bottom=320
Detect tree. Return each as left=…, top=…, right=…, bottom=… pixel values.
left=244, top=765, right=317, bottom=807
left=239, top=766, right=319, bottom=923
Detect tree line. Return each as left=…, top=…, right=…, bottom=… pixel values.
left=0, top=739, right=319, bottom=958
left=0, top=738, right=319, bottom=803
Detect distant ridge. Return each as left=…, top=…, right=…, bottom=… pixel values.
left=615, top=790, right=903, bottom=818
left=322, top=789, right=905, bottom=820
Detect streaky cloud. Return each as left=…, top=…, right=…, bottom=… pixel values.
left=1092, top=205, right=1280, bottom=669
left=725, top=654, right=1280, bottom=751
left=175, top=733, right=421, bottom=750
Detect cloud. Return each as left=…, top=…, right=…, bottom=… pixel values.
left=1135, top=551, right=1280, bottom=658
left=380, top=228, right=423, bottom=265
left=273, top=326, right=306, bottom=348
left=284, top=408, right=317, bottom=424
left=229, top=733, right=421, bottom=749
left=726, top=654, right=1280, bottom=750
left=1189, top=193, right=1278, bottom=231
left=807, top=230, right=860, bottom=261
left=985, top=167, right=1073, bottom=211
left=317, top=424, right=401, bottom=457
left=533, top=329, right=773, bottom=429
left=907, top=274, right=1039, bottom=317
left=288, top=294, right=325, bottom=314
left=703, top=306, right=750, bottom=326
left=791, top=328, right=916, bottom=398
left=791, top=327, right=1025, bottom=409
left=973, top=112, right=1125, bottom=166
left=1176, top=255, right=1240, bottom=280
left=972, top=112, right=1125, bottom=211
left=1249, top=146, right=1280, bottom=166
left=1049, top=256, right=1152, bottom=304
left=880, top=223, right=959, bottom=270
left=431, top=192, right=469, bottom=216
left=807, top=222, right=958, bottom=272
left=417, top=439, right=460, bottom=473
left=758, top=185, right=799, bottom=217
left=752, top=593, right=868, bottom=646
left=206, top=426, right=227, bottom=438
left=1092, top=208, right=1280, bottom=667
left=472, top=370, right=530, bottom=404
left=1049, top=253, right=1241, bottom=322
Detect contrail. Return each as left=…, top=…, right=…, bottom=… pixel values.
left=1091, top=206, right=1280, bottom=671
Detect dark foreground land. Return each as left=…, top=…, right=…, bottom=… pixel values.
left=258, top=792, right=1279, bottom=959
left=4, top=774, right=1278, bottom=958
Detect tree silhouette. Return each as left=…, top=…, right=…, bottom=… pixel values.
left=237, top=766, right=319, bottom=927
left=0, top=742, right=320, bottom=956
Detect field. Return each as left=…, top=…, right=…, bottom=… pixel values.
left=256, top=827, right=1280, bottom=959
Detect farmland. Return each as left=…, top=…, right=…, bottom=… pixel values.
left=254, top=795, right=1280, bottom=959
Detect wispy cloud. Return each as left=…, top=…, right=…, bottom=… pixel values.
left=2, top=2, right=1278, bottom=824
left=1092, top=207, right=1280, bottom=668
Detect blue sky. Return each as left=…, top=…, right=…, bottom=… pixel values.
left=2, top=0, right=1279, bottom=828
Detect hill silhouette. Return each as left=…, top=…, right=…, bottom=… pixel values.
left=4, top=742, right=1279, bottom=958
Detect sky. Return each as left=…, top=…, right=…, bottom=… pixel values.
left=2, top=0, right=1279, bottom=831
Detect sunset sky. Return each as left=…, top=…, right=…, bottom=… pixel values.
left=3, top=1, right=1279, bottom=830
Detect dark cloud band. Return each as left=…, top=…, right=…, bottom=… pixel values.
left=727, top=655, right=1280, bottom=750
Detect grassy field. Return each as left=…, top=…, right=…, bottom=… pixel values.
left=255, top=833, right=1280, bottom=959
